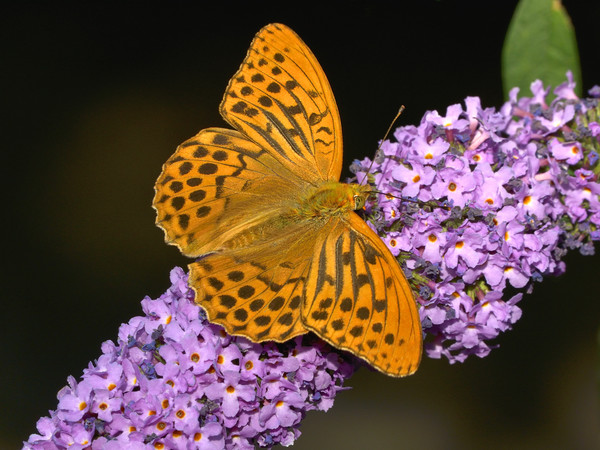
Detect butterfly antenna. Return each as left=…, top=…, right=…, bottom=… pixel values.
left=370, top=189, right=401, bottom=199
left=359, top=105, right=405, bottom=185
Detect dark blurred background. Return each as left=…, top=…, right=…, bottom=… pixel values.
left=3, top=1, right=599, bottom=448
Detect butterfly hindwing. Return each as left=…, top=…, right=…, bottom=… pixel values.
left=153, top=127, right=302, bottom=257
left=302, top=214, right=422, bottom=377
left=220, top=23, right=343, bottom=183
left=190, top=224, right=320, bottom=342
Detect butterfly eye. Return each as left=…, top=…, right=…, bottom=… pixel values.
left=353, top=194, right=366, bottom=210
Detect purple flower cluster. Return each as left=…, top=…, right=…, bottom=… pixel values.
left=352, top=72, right=600, bottom=363
left=25, top=267, right=356, bottom=449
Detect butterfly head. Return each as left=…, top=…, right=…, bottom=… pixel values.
left=348, top=183, right=373, bottom=211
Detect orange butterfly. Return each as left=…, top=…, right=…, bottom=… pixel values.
left=153, top=23, right=422, bottom=376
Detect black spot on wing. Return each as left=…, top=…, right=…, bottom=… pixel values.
left=219, top=295, right=236, bottom=308
left=249, top=299, right=264, bottom=311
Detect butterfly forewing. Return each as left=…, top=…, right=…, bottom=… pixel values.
left=220, top=23, right=343, bottom=183
left=303, top=214, right=422, bottom=376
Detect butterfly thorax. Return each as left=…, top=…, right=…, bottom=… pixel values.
left=294, top=181, right=372, bottom=219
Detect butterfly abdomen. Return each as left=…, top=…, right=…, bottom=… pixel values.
left=221, top=214, right=300, bottom=250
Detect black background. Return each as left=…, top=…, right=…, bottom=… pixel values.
left=4, top=1, right=600, bottom=448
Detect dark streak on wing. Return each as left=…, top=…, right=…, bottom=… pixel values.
left=253, top=31, right=330, bottom=168
left=232, top=116, right=292, bottom=163
left=263, top=104, right=311, bottom=159
left=314, top=138, right=333, bottom=147
left=271, top=95, right=314, bottom=158
left=246, top=57, right=318, bottom=161
left=260, top=31, right=326, bottom=121
left=334, top=233, right=345, bottom=300
left=349, top=231, right=359, bottom=303
left=355, top=234, right=380, bottom=327
left=314, top=237, right=329, bottom=306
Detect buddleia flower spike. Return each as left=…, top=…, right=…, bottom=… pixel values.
left=354, top=72, right=599, bottom=362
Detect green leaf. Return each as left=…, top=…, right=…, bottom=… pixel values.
left=502, top=0, right=581, bottom=100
